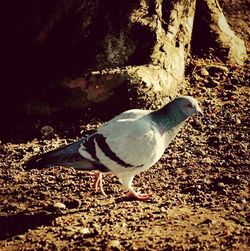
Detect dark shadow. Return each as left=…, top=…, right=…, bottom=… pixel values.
left=0, top=93, right=129, bottom=144
left=115, top=197, right=136, bottom=203
left=0, top=212, right=57, bottom=240
left=115, top=196, right=153, bottom=203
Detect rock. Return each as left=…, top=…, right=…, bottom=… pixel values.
left=40, top=126, right=54, bottom=136
left=236, top=198, right=247, bottom=204
left=78, top=227, right=90, bottom=235
left=217, top=182, right=225, bottom=188
left=222, top=229, right=231, bottom=237
left=33, top=147, right=41, bottom=153
left=241, top=198, right=247, bottom=204
left=53, top=202, right=66, bottom=210
left=202, top=157, right=213, bottom=164
left=107, top=240, right=121, bottom=250
left=160, top=207, right=168, bottom=213
left=199, top=68, right=209, bottom=76
left=235, top=118, right=241, bottom=125
left=15, top=234, right=26, bottom=240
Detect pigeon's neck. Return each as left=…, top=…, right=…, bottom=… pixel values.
left=151, top=105, right=187, bottom=133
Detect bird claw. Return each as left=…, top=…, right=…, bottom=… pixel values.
left=90, top=172, right=151, bottom=200
left=126, top=191, right=151, bottom=201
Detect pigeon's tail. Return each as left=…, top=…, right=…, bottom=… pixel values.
left=24, top=140, right=96, bottom=171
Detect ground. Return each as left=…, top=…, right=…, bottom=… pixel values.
left=0, top=1, right=249, bottom=250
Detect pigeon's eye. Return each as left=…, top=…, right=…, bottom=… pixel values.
left=187, top=103, right=194, bottom=109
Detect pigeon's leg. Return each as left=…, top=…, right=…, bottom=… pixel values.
left=98, top=173, right=106, bottom=196
left=120, top=175, right=150, bottom=201
left=94, top=172, right=101, bottom=192
left=91, top=172, right=106, bottom=196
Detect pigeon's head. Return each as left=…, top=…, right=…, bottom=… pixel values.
left=174, top=96, right=203, bottom=118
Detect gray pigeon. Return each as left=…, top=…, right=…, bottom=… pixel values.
left=25, top=96, right=202, bottom=200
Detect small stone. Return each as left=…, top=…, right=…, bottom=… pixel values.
left=222, top=229, right=231, bottom=236
left=197, top=184, right=202, bottom=189
left=199, top=68, right=209, bottom=76
left=217, top=182, right=225, bottom=188
left=235, top=118, right=241, bottom=124
left=41, top=125, right=54, bottom=136
left=240, top=198, right=247, bottom=204
left=184, top=152, right=191, bottom=158
left=78, top=227, right=90, bottom=235
left=107, top=240, right=121, bottom=249
left=202, top=157, right=213, bottom=164
left=15, top=234, right=25, bottom=240
left=33, top=146, right=41, bottom=153
left=172, top=159, right=178, bottom=165
left=176, top=168, right=183, bottom=174
left=53, top=202, right=66, bottom=210
left=160, top=206, right=168, bottom=213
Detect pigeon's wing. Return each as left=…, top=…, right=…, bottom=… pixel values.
left=93, top=112, right=166, bottom=173
left=25, top=131, right=109, bottom=172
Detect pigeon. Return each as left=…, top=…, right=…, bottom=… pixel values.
left=25, top=96, right=202, bottom=200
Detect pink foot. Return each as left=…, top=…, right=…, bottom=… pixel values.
left=126, top=191, right=151, bottom=201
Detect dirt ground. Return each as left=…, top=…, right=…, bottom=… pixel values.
left=0, top=1, right=249, bottom=250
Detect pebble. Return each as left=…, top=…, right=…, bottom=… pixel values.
left=40, top=125, right=54, bottom=136
left=107, top=240, right=121, bottom=249
left=217, top=182, right=225, bottom=188
left=184, top=152, right=191, bottom=158
left=33, top=147, right=41, bottom=153
left=15, top=234, right=25, bottom=240
left=197, top=184, right=202, bottom=189
left=222, top=229, right=231, bottom=236
left=235, top=118, right=241, bottom=124
left=237, top=198, right=247, bottom=204
left=199, top=68, right=209, bottom=76
left=202, top=157, right=213, bottom=164
left=53, top=202, right=66, bottom=210
left=172, top=159, right=178, bottom=165
left=160, top=206, right=168, bottom=213
left=78, top=227, right=90, bottom=235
